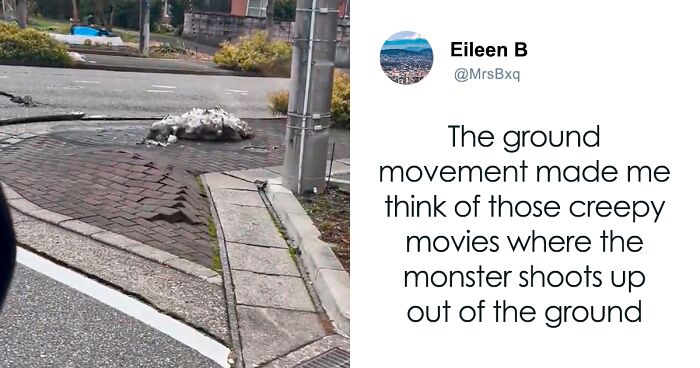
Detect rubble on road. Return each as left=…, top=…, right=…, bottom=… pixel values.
left=68, top=52, right=87, bottom=63
left=146, top=108, right=254, bottom=145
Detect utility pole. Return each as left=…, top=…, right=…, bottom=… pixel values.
left=138, top=0, right=150, bottom=56
left=17, top=0, right=26, bottom=28
left=282, top=0, right=339, bottom=194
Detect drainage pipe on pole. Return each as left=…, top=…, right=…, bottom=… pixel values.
left=295, top=0, right=318, bottom=194
left=282, top=0, right=339, bottom=194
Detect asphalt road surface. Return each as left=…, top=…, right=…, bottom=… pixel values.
left=0, top=65, right=289, bottom=120
left=0, top=250, right=228, bottom=368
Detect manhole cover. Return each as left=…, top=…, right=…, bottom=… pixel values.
left=51, top=127, right=150, bottom=147
left=296, top=348, right=350, bottom=368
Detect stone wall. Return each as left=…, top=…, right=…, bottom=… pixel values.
left=183, top=11, right=350, bottom=68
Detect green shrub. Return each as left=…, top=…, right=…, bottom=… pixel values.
left=268, top=90, right=289, bottom=116
left=152, top=23, right=175, bottom=34
left=0, top=22, right=72, bottom=66
left=267, top=71, right=350, bottom=128
left=214, top=31, right=292, bottom=76
left=331, top=71, right=350, bottom=128
left=152, top=41, right=192, bottom=57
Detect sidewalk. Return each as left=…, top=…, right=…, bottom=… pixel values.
left=203, top=162, right=350, bottom=367
left=1, top=118, right=350, bottom=367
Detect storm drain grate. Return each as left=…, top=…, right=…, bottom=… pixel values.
left=296, top=348, right=350, bottom=368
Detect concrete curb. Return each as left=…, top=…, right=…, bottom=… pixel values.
left=1, top=181, right=222, bottom=286
left=201, top=174, right=246, bottom=368
left=71, top=61, right=264, bottom=76
left=67, top=47, right=139, bottom=57
left=264, top=179, right=350, bottom=337
left=0, top=59, right=273, bottom=77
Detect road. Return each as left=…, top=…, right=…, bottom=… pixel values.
left=0, top=65, right=290, bottom=119
left=0, top=249, right=229, bottom=368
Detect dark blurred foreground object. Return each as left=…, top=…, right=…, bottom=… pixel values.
left=0, top=187, right=16, bottom=309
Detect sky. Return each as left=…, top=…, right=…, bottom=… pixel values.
left=387, top=31, right=424, bottom=41
left=382, top=31, right=431, bottom=51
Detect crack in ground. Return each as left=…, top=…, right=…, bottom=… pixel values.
left=0, top=90, right=69, bottom=109
left=1, top=91, right=38, bottom=106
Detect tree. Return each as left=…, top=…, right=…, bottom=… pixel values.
left=273, top=0, right=295, bottom=21
left=265, top=0, right=275, bottom=41
left=17, top=0, right=26, bottom=28
left=71, top=0, right=78, bottom=21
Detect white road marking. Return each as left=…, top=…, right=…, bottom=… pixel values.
left=0, top=76, right=8, bottom=79
left=146, top=89, right=174, bottom=93
left=225, top=89, right=248, bottom=94
left=152, top=85, right=177, bottom=89
left=17, top=248, right=230, bottom=367
left=75, top=80, right=101, bottom=84
left=47, top=86, right=84, bottom=90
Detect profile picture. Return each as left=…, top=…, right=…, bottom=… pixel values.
left=380, top=31, right=433, bottom=85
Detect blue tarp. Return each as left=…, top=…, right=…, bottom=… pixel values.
left=70, top=25, right=115, bottom=37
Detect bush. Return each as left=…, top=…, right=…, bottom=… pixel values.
left=213, top=31, right=292, bottom=76
left=268, top=71, right=350, bottom=128
left=331, top=71, right=350, bottom=128
left=0, top=22, right=72, bottom=66
left=268, top=90, right=289, bottom=116
left=152, top=41, right=192, bottom=56
left=152, top=23, right=175, bottom=34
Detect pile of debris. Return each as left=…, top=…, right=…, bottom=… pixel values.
left=145, top=108, right=254, bottom=146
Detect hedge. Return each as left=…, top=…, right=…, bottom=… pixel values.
left=213, top=31, right=292, bottom=76
left=268, top=71, right=350, bottom=128
left=0, top=22, right=71, bottom=66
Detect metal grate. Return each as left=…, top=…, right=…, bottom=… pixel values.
left=296, top=348, right=350, bottom=368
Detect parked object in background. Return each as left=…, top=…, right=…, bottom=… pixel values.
left=50, top=32, right=124, bottom=46
left=70, top=24, right=115, bottom=37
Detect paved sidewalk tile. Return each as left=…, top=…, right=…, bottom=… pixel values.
left=210, top=188, right=266, bottom=208
left=0, top=122, right=349, bottom=268
left=228, top=242, right=299, bottom=277
left=231, top=270, right=315, bottom=312
left=224, top=168, right=280, bottom=182
left=204, top=172, right=258, bottom=191
left=218, top=205, right=287, bottom=248
left=237, top=305, right=325, bottom=368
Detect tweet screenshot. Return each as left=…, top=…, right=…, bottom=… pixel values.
left=353, top=1, right=700, bottom=367
left=0, top=1, right=698, bottom=367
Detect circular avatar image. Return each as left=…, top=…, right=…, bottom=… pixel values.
left=380, top=31, right=433, bottom=85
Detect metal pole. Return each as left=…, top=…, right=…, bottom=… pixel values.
left=295, top=0, right=318, bottom=194
left=282, top=0, right=339, bottom=194
left=139, top=0, right=150, bottom=56
left=326, top=142, right=336, bottom=184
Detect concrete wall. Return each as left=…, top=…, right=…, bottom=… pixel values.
left=184, top=11, right=350, bottom=68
